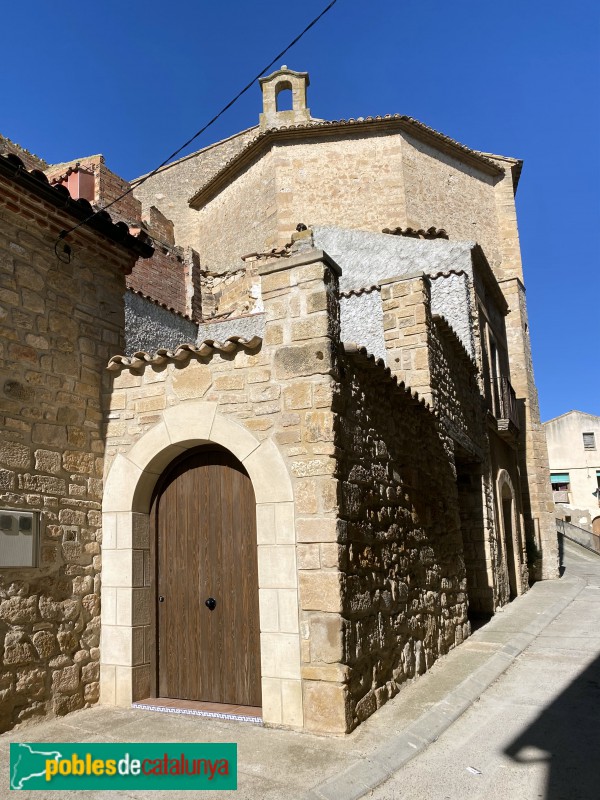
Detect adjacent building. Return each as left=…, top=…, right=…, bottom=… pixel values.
left=544, top=411, right=600, bottom=533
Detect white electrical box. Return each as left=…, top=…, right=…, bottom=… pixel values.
left=0, top=510, right=40, bottom=568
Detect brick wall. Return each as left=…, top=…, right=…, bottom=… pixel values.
left=46, top=157, right=200, bottom=319
left=0, top=173, right=135, bottom=731
left=0, top=135, right=47, bottom=171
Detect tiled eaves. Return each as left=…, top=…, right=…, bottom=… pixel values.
left=47, top=163, right=95, bottom=185
left=339, top=285, right=380, bottom=299
left=189, top=116, right=504, bottom=208
left=382, top=226, right=449, bottom=240
left=0, top=152, right=153, bottom=259
left=340, top=342, right=436, bottom=416
left=340, top=269, right=470, bottom=298
left=126, top=287, right=194, bottom=321
left=106, top=336, right=262, bottom=372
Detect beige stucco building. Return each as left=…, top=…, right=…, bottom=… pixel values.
left=0, top=67, right=557, bottom=736
left=544, top=411, right=600, bottom=533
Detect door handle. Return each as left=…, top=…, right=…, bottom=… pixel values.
left=205, top=597, right=217, bottom=611
left=158, top=596, right=165, bottom=603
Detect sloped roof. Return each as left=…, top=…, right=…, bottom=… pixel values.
left=544, top=410, right=600, bottom=425
left=189, top=115, right=506, bottom=208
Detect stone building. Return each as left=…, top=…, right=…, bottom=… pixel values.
left=0, top=66, right=557, bottom=735
left=544, top=411, right=600, bottom=533
left=0, top=146, right=152, bottom=730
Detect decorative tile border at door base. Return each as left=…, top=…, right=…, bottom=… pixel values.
left=132, top=700, right=263, bottom=726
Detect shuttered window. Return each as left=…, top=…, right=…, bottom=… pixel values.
left=583, top=432, right=596, bottom=450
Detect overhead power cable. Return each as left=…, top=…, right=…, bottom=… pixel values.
left=56, top=0, right=339, bottom=247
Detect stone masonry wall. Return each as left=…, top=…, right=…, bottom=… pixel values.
left=401, top=134, right=500, bottom=271
left=197, top=154, right=277, bottom=272
left=104, top=249, right=347, bottom=733
left=192, top=130, right=505, bottom=275
left=132, top=127, right=259, bottom=250
left=381, top=274, right=434, bottom=405
left=0, top=175, right=134, bottom=731
left=336, top=350, right=469, bottom=728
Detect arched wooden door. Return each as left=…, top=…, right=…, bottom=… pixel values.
left=150, top=447, right=261, bottom=707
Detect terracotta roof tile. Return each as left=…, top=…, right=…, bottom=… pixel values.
left=382, top=226, right=448, bottom=240
left=106, top=336, right=262, bottom=371
left=0, top=152, right=153, bottom=259
left=339, top=285, right=381, bottom=298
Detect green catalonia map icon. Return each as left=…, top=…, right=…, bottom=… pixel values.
left=11, top=743, right=63, bottom=790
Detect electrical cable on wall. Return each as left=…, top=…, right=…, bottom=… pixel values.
left=54, top=0, right=339, bottom=254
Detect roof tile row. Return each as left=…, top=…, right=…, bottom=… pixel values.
left=0, top=152, right=153, bottom=259
left=107, top=336, right=262, bottom=371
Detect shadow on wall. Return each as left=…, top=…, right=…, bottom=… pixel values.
left=455, top=451, right=493, bottom=620
left=504, top=650, right=600, bottom=800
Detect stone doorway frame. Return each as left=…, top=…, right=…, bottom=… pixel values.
left=496, top=469, right=524, bottom=599
left=100, top=400, right=303, bottom=728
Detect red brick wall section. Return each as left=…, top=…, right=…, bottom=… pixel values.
left=45, top=156, right=196, bottom=318
left=126, top=249, right=188, bottom=317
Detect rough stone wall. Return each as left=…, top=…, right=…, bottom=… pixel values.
left=336, top=351, right=469, bottom=728
left=429, top=317, right=481, bottom=457
left=124, top=292, right=198, bottom=355
left=273, top=135, right=406, bottom=251
left=193, top=130, right=504, bottom=275
left=197, top=154, right=277, bottom=272
left=0, top=174, right=134, bottom=732
left=132, top=127, right=259, bottom=250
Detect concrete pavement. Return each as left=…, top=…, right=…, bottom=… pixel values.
left=2, top=538, right=597, bottom=799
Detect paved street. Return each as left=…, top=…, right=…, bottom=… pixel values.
left=369, top=538, right=600, bottom=800
left=1, top=538, right=598, bottom=800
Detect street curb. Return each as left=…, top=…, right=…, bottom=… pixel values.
left=302, top=576, right=585, bottom=800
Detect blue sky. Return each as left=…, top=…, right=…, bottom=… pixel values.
left=3, top=0, right=599, bottom=420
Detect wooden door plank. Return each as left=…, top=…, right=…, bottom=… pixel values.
left=155, top=447, right=262, bottom=707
